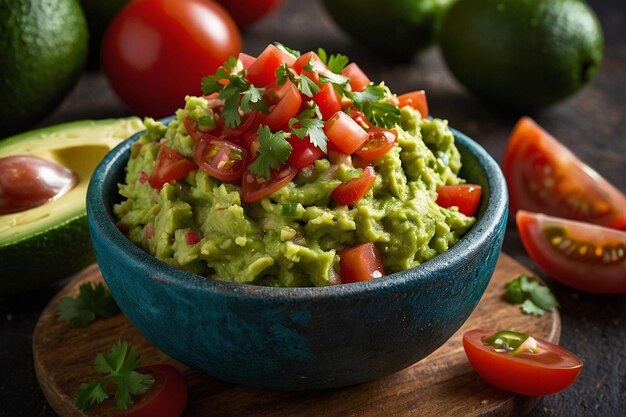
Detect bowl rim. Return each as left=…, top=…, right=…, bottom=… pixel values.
left=87, top=117, right=508, bottom=300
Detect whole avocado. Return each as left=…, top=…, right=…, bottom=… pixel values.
left=322, top=0, right=456, bottom=61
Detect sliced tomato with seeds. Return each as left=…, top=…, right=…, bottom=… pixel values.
left=396, top=90, right=428, bottom=119
left=332, top=166, right=376, bottom=206
left=149, top=145, right=196, bottom=190
left=242, top=163, right=298, bottom=203
left=354, top=128, right=397, bottom=161
left=341, top=62, right=370, bottom=92
left=436, top=184, right=482, bottom=217
left=194, top=135, right=248, bottom=182
left=503, top=117, right=626, bottom=230
left=516, top=210, right=626, bottom=294
left=339, top=242, right=385, bottom=283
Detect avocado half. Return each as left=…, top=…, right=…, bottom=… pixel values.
left=0, top=118, right=144, bottom=293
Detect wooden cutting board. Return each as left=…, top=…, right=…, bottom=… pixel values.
left=33, top=253, right=560, bottom=417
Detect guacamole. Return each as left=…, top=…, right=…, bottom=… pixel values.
left=113, top=46, right=476, bottom=287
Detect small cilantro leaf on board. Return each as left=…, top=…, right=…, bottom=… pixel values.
left=249, top=125, right=292, bottom=179
left=289, top=106, right=327, bottom=152
left=317, top=48, right=349, bottom=74
left=74, top=341, right=154, bottom=411
left=57, top=282, right=119, bottom=327
left=505, top=274, right=559, bottom=316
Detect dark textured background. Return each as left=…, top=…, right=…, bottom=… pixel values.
left=1, top=0, right=624, bottom=415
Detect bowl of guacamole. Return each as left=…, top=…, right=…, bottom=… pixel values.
left=87, top=45, right=508, bottom=389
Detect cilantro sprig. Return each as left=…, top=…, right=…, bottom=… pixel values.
left=289, top=103, right=327, bottom=152
left=352, top=85, right=400, bottom=128
left=57, top=282, right=119, bottom=327
left=317, top=48, right=349, bottom=74
left=249, top=125, right=292, bottom=179
left=276, top=62, right=320, bottom=97
left=74, top=341, right=154, bottom=411
left=505, top=274, right=559, bottom=316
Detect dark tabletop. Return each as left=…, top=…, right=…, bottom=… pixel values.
left=1, top=1, right=624, bottom=416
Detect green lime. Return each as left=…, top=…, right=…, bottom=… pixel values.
left=439, top=0, right=603, bottom=109
left=0, top=117, right=144, bottom=293
left=78, top=0, right=129, bottom=67
left=0, top=0, right=88, bottom=137
left=322, top=0, right=456, bottom=61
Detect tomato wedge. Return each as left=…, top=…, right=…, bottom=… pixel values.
left=149, top=145, right=196, bottom=190
left=516, top=210, right=626, bottom=294
left=259, top=80, right=302, bottom=130
left=503, top=117, right=626, bottom=230
left=332, top=166, right=376, bottom=206
left=118, top=364, right=187, bottom=417
left=242, top=163, right=298, bottom=203
left=339, top=242, right=385, bottom=283
left=396, top=90, right=428, bottom=119
left=194, top=135, right=248, bottom=182
left=354, top=128, right=397, bottom=161
left=436, top=184, right=482, bottom=217
left=463, top=329, right=582, bottom=397
left=341, top=62, right=370, bottom=92
left=324, top=111, right=369, bottom=154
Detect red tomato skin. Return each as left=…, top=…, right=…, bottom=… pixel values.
left=354, top=128, right=397, bottom=162
left=436, top=184, right=482, bottom=217
left=313, top=83, right=342, bottom=120
left=288, top=136, right=325, bottom=169
left=516, top=210, right=626, bottom=294
left=246, top=44, right=295, bottom=87
left=238, top=52, right=256, bottom=69
left=102, top=0, right=241, bottom=118
left=242, top=163, right=298, bottom=203
left=341, top=63, right=370, bottom=92
left=503, top=117, right=626, bottom=231
left=292, top=51, right=329, bottom=86
left=194, top=135, right=248, bottom=182
left=149, top=145, right=196, bottom=190
left=259, top=80, right=302, bottom=130
left=332, top=166, right=376, bottom=206
left=324, top=111, right=369, bottom=154
left=396, top=90, right=429, bottom=119
left=117, top=364, right=187, bottom=417
left=463, top=329, right=582, bottom=397
left=339, top=242, right=385, bottom=283
left=215, top=0, right=282, bottom=28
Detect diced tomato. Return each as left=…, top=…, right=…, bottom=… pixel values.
left=242, top=163, right=298, bottom=203
left=346, top=106, right=374, bottom=130
left=332, top=166, right=376, bottom=206
left=194, top=135, right=248, bottom=182
left=288, top=135, right=326, bottom=169
left=291, top=51, right=329, bottom=86
left=219, top=111, right=260, bottom=144
left=503, top=117, right=626, bottom=230
left=396, top=90, right=428, bottom=119
left=324, top=111, right=369, bottom=154
left=339, top=242, right=385, bottom=283
left=185, top=230, right=201, bottom=245
left=259, top=80, right=302, bottom=130
left=354, top=128, right=397, bottom=161
left=149, top=145, right=196, bottom=190
left=246, top=44, right=295, bottom=87
left=436, top=184, right=482, bottom=217
left=313, top=82, right=342, bottom=120
left=238, top=52, right=256, bottom=69
left=341, top=62, right=370, bottom=92
left=516, top=210, right=626, bottom=294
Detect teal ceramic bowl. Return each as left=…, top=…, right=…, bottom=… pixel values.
left=87, top=123, right=507, bottom=390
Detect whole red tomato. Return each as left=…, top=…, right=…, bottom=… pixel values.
left=215, top=0, right=283, bottom=27
left=102, top=0, right=242, bottom=117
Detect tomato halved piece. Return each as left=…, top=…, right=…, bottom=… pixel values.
left=332, top=166, right=376, bottom=206
left=313, top=82, right=342, bottom=120
left=463, top=329, right=582, bottom=397
left=324, top=111, right=369, bottom=154
left=503, top=117, right=626, bottom=230
left=436, top=184, right=482, bottom=217
left=516, top=210, right=626, bottom=294
left=339, top=242, right=385, bottom=283
left=149, top=145, right=196, bottom=190
left=117, top=364, right=187, bottom=417
left=354, top=128, right=397, bottom=162
left=242, top=163, right=298, bottom=203
left=341, top=62, right=371, bottom=92
left=246, top=44, right=296, bottom=87
left=396, top=90, right=428, bottom=119
left=194, top=135, right=248, bottom=182
left=288, top=135, right=326, bottom=169
left=259, top=80, right=302, bottom=130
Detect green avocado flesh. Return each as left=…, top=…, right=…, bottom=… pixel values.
left=0, top=118, right=144, bottom=293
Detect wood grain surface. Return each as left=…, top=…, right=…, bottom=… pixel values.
left=33, top=253, right=559, bottom=417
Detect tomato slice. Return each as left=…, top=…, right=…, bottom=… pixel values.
left=436, top=184, right=482, bottom=217
left=324, top=111, right=369, bottom=154
left=332, top=166, right=376, bottom=206
left=516, top=210, right=626, bottom=294
left=503, top=117, right=626, bottom=230
left=117, top=364, right=187, bottom=417
left=149, top=145, right=196, bottom=190
left=259, top=80, right=302, bottom=130
left=396, top=90, right=429, bottom=119
left=242, top=163, right=298, bottom=203
left=288, top=135, right=326, bottom=169
left=463, top=329, right=582, bottom=397
left=194, top=135, right=248, bottom=182
left=341, top=62, right=370, bottom=92
left=313, top=82, right=342, bottom=120
left=339, top=242, right=385, bottom=283
left=246, top=44, right=295, bottom=87
left=354, top=128, right=397, bottom=161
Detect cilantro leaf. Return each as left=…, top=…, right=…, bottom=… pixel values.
left=317, top=48, right=349, bottom=74
left=275, top=62, right=320, bottom=97
left=57, top=282, right=119, bottom=327
left=74, top=341, right=154, bottom=411
left=298, top=73, right=321, bottom=97
left=273, top=42, right=300, bottom=58
left=351, top=85, right=399, bottom=128
left=352, top=85, right=387, bottom=105
left=289, top=106, right=327, bottom=152
left=249, top=125, right=292, bottom=179
left=505, top=274, right=559, bottom=316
